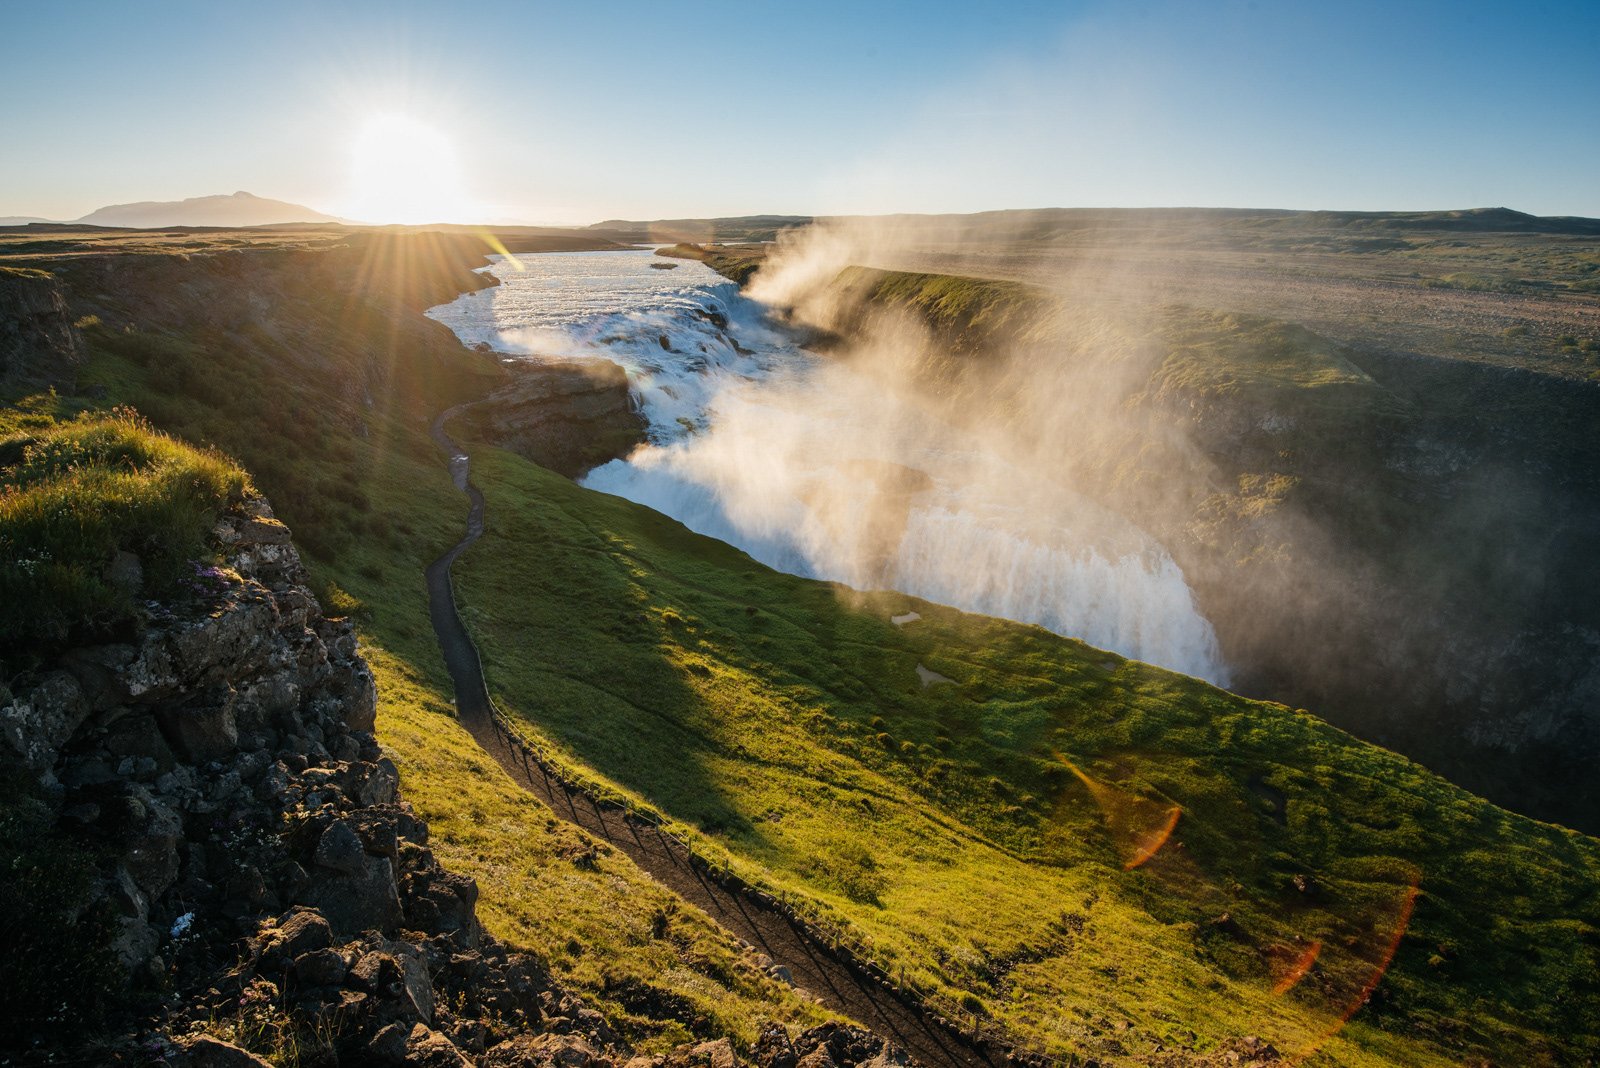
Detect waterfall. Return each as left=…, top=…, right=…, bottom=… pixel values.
left=428, top=249, right=1230, bottom=685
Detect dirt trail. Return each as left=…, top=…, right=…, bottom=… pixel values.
left=424, top=409, right=1005, bottom=1068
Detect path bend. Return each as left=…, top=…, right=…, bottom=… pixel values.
left=423, top=408, right=1010, bottom=1068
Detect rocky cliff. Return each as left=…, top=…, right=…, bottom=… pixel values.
left=762, top=263, right=1600, bottom=831
left=0, top=499, right=903, bottom=1067
left=463, top=356, right=647, bottom=478
left=0, top=265, right=81, bottom=385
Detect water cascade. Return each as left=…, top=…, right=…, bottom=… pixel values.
left=428, top=250, right=1229, bottom=684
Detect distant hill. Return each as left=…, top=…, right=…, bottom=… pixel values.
left=75, top=190, right=341, bottom=228
left=588, top=214, right=811, bottom=243
left=0, top=216, right=53, bottom=226
left=861, top=205, right=1600, bottom=238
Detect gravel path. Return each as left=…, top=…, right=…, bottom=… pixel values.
left=424, top=408, right=1005, bottom=1068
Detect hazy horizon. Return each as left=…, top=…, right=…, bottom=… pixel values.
left=3, top=0, right=1598, bottom=224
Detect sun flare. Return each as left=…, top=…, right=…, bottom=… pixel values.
left=339, top=112, right=479, bottom=225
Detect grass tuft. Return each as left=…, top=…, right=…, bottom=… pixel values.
left=0, top=408, right=250, bottom=648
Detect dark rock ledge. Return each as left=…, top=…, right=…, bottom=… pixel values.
left=0, top=499, right=904, bottom=1068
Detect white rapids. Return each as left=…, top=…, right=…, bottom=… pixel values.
left=427, top=249, right=1229, bottom=684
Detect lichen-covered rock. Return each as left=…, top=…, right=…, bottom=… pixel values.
left=0, top=669, right=90, bottom=770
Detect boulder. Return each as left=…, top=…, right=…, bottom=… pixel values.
left=175, top=1034, right=274, bottom=1068
left=298, top=850, right=403, bottom=937
left=232, top=671, right=302, bottom=731
left=0, top=670, right=90, bottom=770
left=238, top=516, right=292, bottom=545
left=123, top=792, right=183, bottom=897
left=105, top=712, right=174, bottom=764
left=272, top=908, right=334, bottom=958
left=111, top=914, right=161, bottom=972
left=162, top=587, right=280, bottom=686
left=367, top=1021, right=411, bottom=1064
left=405, top=1023, right=473, bottom=1067
left=314, top=819, right=367, bottom=875
left=292, top=947, right=349, bottom=987
left=349, top=944, right=434, bottom=1025
left=156, top=688, right=239, bottom=762
left=337, top=659, right=379, bottom=734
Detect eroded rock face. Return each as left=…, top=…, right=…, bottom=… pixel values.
left=1, top=499, right=376, bottom=778
left=0, top=267, right=82, bottom=386
left=0, top=498, right=912, bottom=1068
left=0, top=497, right=382, bottom=983
left=468, top=357, right=647, bottom=478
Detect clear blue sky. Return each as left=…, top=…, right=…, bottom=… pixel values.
left=2, top=0, right=1596, bottom=223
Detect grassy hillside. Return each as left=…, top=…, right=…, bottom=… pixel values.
left=0, top=234, right=834, bottom=1053
left=655, top=243, right=770, bottom=286
left=450, top=437, right=1600, bottom=1067
left=772, top=261, right=1600, bottom=834
left=7, top=231, right=1597, bottom=1065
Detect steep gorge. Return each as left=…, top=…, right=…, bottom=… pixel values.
left=5, top=229, right=1599, bottom=1067
left=732, top=257, right=1600, bottom=832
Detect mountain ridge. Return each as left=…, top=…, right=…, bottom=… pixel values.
left=74, top=190, right=342, bottom=228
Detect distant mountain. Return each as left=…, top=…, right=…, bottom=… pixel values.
left=0, top=216, right=54, bottom=226
left=75, top=191, right=341, bottom=228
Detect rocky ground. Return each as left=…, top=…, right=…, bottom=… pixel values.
left=0, top=500, right=907, bottom=1068
left=461, top=356, right=646, bottom=478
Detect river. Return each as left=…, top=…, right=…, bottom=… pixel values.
left=426, top=249, right=1229, bottom=684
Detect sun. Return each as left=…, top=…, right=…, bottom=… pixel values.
left=338, top=112, right=481, bottom=225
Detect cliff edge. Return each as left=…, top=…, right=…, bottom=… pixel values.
left=0, top=491, right=901, bottom=1067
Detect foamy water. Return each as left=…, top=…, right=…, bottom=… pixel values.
left=427, top=250, right=1229, bottom=683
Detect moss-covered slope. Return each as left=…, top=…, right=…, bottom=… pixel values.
left=451, top=439, right=1600, bottom=1068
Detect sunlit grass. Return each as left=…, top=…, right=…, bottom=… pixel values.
left=0, top=409, right=250, bottom=646
left=19, top=277, right=835, bottom=1052
left=451, top=439, right=1600, bottom=1067
left=9, top=228, right=1596, bottom=1065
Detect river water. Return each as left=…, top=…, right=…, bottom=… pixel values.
left=427, top=249, right=1228, bottom=684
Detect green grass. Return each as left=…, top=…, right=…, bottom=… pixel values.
left=0, top=236, right=836, bottom=1054
left=451, top=439, right=1600, bottom=1067
left=11, top=232, right=1599, bottom=1064
left=262, top=407, right=836, bottom=1053
left=1152, top=310, right=1380, bottom=397
left=0, top=409, right=250, bottom=648
left=656, top=244, right=769, bottom=286
left=831, top=266, right=1055, bottom=355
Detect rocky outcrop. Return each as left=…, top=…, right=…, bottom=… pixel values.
left=0, top=265, right=81, bottom=385
left=655, top=244, right=768, bottom=287
left=466, top=356, right=646, bottom=478
left=0, top=497, right=908, bottom=1068
left=0, top=497, right=377, bottom=984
